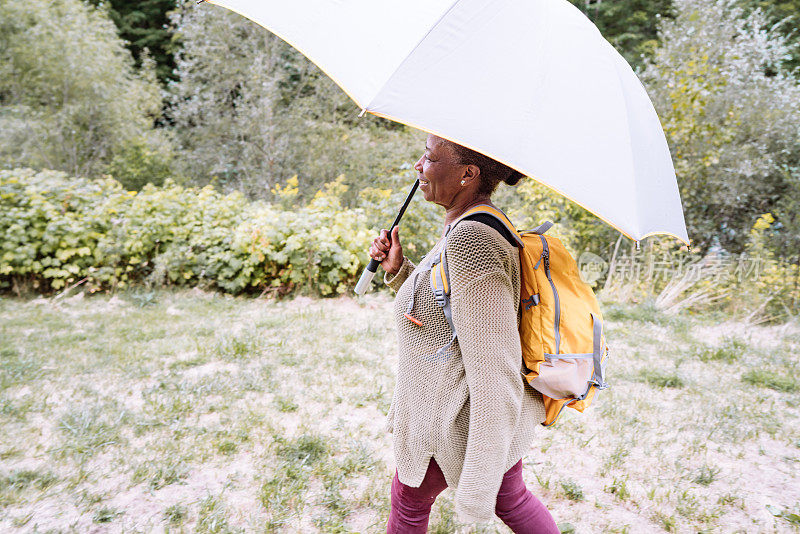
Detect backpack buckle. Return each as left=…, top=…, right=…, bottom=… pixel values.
left=522, top=293, right=540, bottom=310
left=433, top=288, right=446, bottom=307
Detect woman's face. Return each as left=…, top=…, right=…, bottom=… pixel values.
left=414, top=134, right=469, bottom=208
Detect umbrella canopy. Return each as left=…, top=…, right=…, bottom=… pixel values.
left=206, top=0, right=690, bottom=245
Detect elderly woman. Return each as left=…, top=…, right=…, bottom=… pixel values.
left=369, top=134, right=560, bottom=533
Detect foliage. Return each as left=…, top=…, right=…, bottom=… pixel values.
left=0, top=169, right=373, bottom=296
left=733, top=213, right=800, bottom=319
left=567, top=0, right=676, bottom=69
left=767, top=165, right=800, bottom=256
left=0, top=0, right=171, bottom=180
left=106, top=132, right=177, bottom=191
left=356, top=170, right=442, bottom=260
left=599, top=212, right=799, bottom=321
left=503, top=179, right=620, bottom=259
left=168, top=3, right=419, bottom=200
left=85, top=0, right=180, bottom=86
left=566, top=0, right=800, bottom=74
left=1, top=0, right=798, bottom=308
left=740, top=0, right=800, bottom=73
left=641, top=0, right=800, bottom=253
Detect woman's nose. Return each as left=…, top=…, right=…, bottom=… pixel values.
left=414, top=155, right=424, bottom=172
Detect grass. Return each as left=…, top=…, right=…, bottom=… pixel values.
left=275, top=433, right=329, bottom=464
left=0, top=469, right=58, bottom=507
left=636, top=368, right=685, bottom=388
left=0, top=348, right=41, bottom=390
left=132, top=456, right=190, bottom=490
left=742, top=368, right=799, bottom=392
left=604, top=477, right=630, bottom=501
left=603, top=301, right=668, bottom=325
left=92, top=506, right=122, bottom=523
left=692, top=465, right=721, bottom=486
left=767, top=504, right=800, bottom=527
left=55, top=401, right=128, bottom=459
left=694, top=336, right=745, bottom=363
left=273, top=394, right=299, bottom=413
left=560, top=479, right=584, bottom=501
left=0, top=470, right=58, bottom=493
left=164, top=502, right=188, bottom=526
left=196, top=495, right=241, bottom=534
left=0, top=288, right=798, bottom=532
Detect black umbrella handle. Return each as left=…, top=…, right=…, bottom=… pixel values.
left=354, top=179, right=419, bottom=295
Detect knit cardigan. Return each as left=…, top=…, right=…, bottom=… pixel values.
left=384, top=220, right=546, bottom=524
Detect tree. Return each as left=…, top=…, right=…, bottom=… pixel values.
left=86, top=0, right=180, bottom=86
left=741, top=0, right=800, bottom=74
left=642, top=0, right=800, bottom=253
left=567, top=0, right=799, bottom=74
left=168, top=3, right=418, bottom=200
left=568, top=0, right=676, bottom=69
left=0, top=0, right=171, bottom=183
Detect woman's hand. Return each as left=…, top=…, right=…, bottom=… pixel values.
left=369, top=227, right=403, bottom=275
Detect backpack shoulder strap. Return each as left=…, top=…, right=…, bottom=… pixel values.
left=452, top=205, right=525, bottom=248
left=462, top=213, right=520, bottom=249
left=526, top=220, right=554, bottom=235
left=432, top=205, right=523, bottom=299
left=428, top=205, right=523, bottom=358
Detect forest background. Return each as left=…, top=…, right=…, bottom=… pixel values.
left=1, top=0, right=799, bottom=322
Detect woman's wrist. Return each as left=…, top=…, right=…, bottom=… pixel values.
left=385, top=257, right=404, bottom=276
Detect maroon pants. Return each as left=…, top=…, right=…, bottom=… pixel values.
left=387, top=458, right=560, bottom=533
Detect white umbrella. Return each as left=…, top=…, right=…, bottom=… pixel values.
left=205, top=0, right=689, bottom=246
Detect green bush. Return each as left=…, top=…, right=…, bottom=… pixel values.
left=357, top=170, right=442, bottom=259
left=0, top=169, right=372, bottom=296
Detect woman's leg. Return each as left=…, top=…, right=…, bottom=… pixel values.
left=386, top=458, right=449, bottom=534
left=495, top=460, right=560, bottom=534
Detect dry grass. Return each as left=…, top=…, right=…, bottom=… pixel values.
left=0, top=289, right=798, bottom=533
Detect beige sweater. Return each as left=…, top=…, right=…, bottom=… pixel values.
left=384, top=220, right=546, bottom=524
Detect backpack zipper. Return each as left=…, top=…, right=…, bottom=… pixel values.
left=539, top=236, right=561, bottom=355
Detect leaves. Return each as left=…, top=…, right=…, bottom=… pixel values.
left=0, top=0, right=167, bottom=180
left=0, top=169, right=372, bottom=296
left=167, top=4, right=419, bottom=200
left=641, top=0, right=800, bottom=253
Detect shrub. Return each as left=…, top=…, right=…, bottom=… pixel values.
left=0, top=169, right=372, bottom=296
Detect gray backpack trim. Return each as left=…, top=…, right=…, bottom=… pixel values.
left=429, top=209, right=529, bottom=357
left=430, top=229, right=457, bottom=357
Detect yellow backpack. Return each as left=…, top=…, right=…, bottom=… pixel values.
left=429, top=205, right=609, bottom=426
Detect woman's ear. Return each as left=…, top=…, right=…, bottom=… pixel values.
left=462, top=164, right=480, bottom=185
